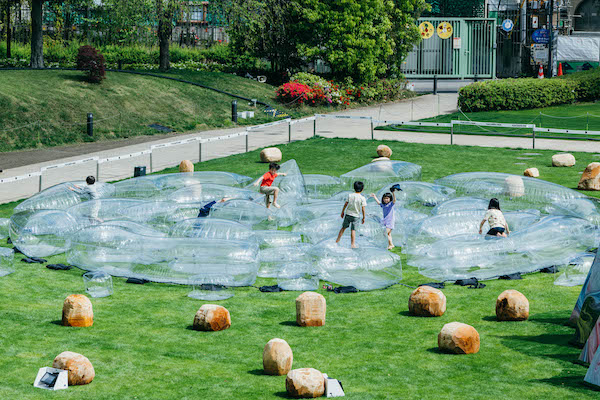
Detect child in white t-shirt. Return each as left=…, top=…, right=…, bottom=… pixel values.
left=336, top=181, right=366, bottom=248
left=479, top=198, right=509, bottom=237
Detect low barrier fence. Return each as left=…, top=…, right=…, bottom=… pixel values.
left=1, top=114, right=597, bottom=203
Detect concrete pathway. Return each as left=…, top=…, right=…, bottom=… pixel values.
left=1, top=92, right=599, bottom=204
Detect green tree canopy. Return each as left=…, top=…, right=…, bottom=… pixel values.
left=227, top=0, right=428, bottom=83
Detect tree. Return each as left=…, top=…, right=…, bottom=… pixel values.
left=156, top=0, right=178, bottom=71
left=30, top=0, right=43, bottom=68
left=226, top=0, right=428, bottom=83
left=1, top=0, right=20, bottom=58
left=227, top=0, right=303, bottom=76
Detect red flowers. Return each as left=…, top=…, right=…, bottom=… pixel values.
left=275, top=82, right=325, bottom=105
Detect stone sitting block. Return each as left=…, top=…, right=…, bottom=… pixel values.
left=263, top=338, right=293, bottom=375
left=193, top=304, right=231, bottom=331
left=52, top=351, right=95, bottom=386
left=62, top=294, right=93, bottom=327
left=296, top=292, right=326, bottom=327
left=496, top=290, right=529, bottom=321
left=286, top=368, right=325, bottom=398
left=408, top=285, right=446, bottom=317
left=438, top=322, right=480, bottom=354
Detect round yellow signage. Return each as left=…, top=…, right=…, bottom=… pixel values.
left=419, top=22, right=434, bottom=39
left=437, top=22, right=453, bottom=39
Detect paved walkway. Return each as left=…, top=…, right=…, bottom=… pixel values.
left=1, top=92, right=599, bottom=203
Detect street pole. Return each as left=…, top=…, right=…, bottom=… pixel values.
left=548, top=0, right=555, bottom=77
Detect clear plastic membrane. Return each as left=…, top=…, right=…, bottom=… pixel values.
left=0, top=218, right=9, bottom=239
left=15, top=181, right=116, bottom=212
left=67, top=225, right=258, bottom=285
left=555, top=253, right=596, bottom=287
left=408, top=216, right=596, bottom=281
left=340, top=161, right=422, bottom=192
left=12, top=162, right=600, bottom=289
left=374, top=181, right=456, bottom=209
left=435, top=172, right=588, bottom=210
left=292, top=215, right=387, bottom=245
left=187, top=273, right=235, bottom=300
left=0, top=247, right=15, bottom=277
left=9, top=210, right=80, bottom=257
left=83, top=270, right=113, bottom=298
left=169, top=218, right=255, bottom=242
left=312, top=238, right=402, bottom=290
left=167, top=183, right=257, bottom=204
left=258, top=244, right=314, bottom=277
left=303, top=174, right=344, bottom=199
left=277, top=262, right=319, bottom=291
left=209, top=199, right=275, bottom=227
left=254, top=230, right=303, bottom=247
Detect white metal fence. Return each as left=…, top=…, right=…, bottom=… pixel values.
left=1, top=114, right=598, bottom=204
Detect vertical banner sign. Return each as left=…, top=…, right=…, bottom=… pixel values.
left=437, top=22, right=453, bottom=39
left=419, top=21, right=434, bottom=39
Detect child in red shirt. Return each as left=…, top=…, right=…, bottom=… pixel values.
left=254, top=162, right=287, bottom=208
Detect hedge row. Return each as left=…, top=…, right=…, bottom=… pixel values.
left=458, top=78, right=577, bottom=112
left=0, top=40, right=265, bottom=73
left=458, top=69, right=600, bottom=112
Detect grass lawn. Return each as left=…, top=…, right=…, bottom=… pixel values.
left=380, top=101, right=600, bottom=140
left=1, top=138, right=599, bottom=399
left=0, top=70, right=337, bottom=153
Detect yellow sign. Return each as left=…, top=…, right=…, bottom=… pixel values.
left=419, top=22, right=434, bottom=39
left=437, top=22, right=453, bottom=39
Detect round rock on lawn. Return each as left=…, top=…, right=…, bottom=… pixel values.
left=376, top=144, right=392, bottom=158
left=409, top=286, right=446, bottom=317
left=524, top=168, right=539, bottom=178
left=296, top=292, right=326, bottom=327
left=62, top=294, right=93, bottom=327
left=263, top=338, right=293, bottom=375
left=371, top=156, right=391, bottom=163
left=438, top=322, right=480, bottom=354
left=260, top=147, right=282, bottom=163
left=52, top=351, right=95, bottom=386
left=552, top=153, right=576, bottom=167
left=179, top=159, right=194, bottom=173
left=285, top=368, right=325, bottom=398
left=193, top=304, right=231, bottom=331
left=578, top=162, right=600, bottom=191
left=496, top=290, right=529, bottom=321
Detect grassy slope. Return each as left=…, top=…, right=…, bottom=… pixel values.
left=0, top=138, right=599, bottom=399
left=0, top=70, right=333, bottom=153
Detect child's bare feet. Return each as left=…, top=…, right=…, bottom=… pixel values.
left=351, top=245, right=358, bottom=249
left=387, top=245, right=395, bottom=250
left=273, top=202, right=281, bottom=208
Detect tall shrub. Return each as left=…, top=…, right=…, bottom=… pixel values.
left=76, top=45, right=106, bottom=84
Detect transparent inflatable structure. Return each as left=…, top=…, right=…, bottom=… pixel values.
left=340, top=161, right=422, bottom=192
left=0, top=247, right=14, bottom=277
left=9, top=160, right=600, bottom=290
left=0, top=218, right=9, bottom=240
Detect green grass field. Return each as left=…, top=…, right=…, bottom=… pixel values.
left=0, top=70, right=335, bottom=153
left=1, top=138, right=599, bottom=399
left=380, top=101, right=600, bottom=140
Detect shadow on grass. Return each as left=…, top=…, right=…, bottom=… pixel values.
left=499, top=333, right=583, bottom=363
left=248, top=369, right=266, bottom=376
left=425, top=347, right=445, bottom=354
left=273, top=391, right=293, bottom=398
left=57, top=72, right=87, bottom=83
left=50, top=320, right=63, bottom=326
left=481, top=315, right=498, bottom=322
left=185, top=325, right=196, bottom=331
left=529, top=311, right=572, bottom=327
left=279, top=321, right=298, bottom=327
left=398, top=311, right=412, bottom=317
left=534, top=374, right=593, bottom=392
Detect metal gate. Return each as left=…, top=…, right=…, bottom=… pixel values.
left=493, top=8, right=525, bottom=78
left=401, top=18, right=497, bottom=78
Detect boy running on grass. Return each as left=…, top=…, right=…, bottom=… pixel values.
left=336, top=181, right=366, bottom=248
